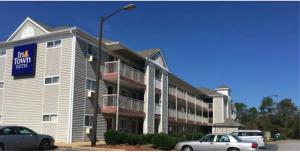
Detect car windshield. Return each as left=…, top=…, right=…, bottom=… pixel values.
left=232, top=135, right=242, bottom=142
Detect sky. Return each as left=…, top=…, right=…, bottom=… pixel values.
left=0, top=1, right=299, bottom=108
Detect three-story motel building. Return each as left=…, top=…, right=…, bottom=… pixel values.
left=0, top=17, right=240, bottom=143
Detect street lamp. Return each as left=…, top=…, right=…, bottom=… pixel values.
left=91, top=4, right=136, bottom=147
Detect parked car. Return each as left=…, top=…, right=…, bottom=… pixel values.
left=231, top=130, right=265, bottom=148
left=175, top=133, right=258, bottom=151
left=0, top=126, right=55, bottom=150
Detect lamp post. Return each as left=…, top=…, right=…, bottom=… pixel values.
left=91, top=3, right=136, bottom=147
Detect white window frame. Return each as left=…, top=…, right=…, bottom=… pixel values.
left=0, top=81, right=4, bottom=89
left=84, top=114, right=94, bottom=127
left=42, top=114, right=58, bottom=123
left=47, top=40, right=62, bottom=49
left=86, top=78, right=96, bottom=92
left=44, top=76, right=60, bottom=85
left=0, top=50, right=6, bottom=57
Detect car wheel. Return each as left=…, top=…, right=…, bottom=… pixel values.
left=182, top=145, right=193, bottom=151
left=0, top=144, right=4, bottom=151
left=39, top=140, right=51, bottom=150
left=228, top=147, right=240, bottom=151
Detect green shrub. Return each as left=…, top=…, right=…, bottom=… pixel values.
left=152, top=133, right=177, bottom=150
left=145, top=134, right=154, bottom=144
left=104, top=130, right=120, bottom=145
left=127, top=134, right=147, bottom=145
left=118, top=132, right=129, bottom=144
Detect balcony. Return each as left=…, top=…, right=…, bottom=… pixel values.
left=209, top=118, right=213, bottom=124
left=168, top=109, right=176, bottom=118
left=195, top=115, right=203, bottom=123
left=155, top=78, right=161, bottom=90
left=168, top=87, right=176, bottom=96
left=101, top=94, right=145, bottom=117
left=103, top=61, right=145, bottom=90
left=208, top=103, right=213, bottom=111
left=187, top=113, right=195, bottom=122
left=178, top=111, right=186, bottom=120
left=155, top=103, right=162, bottom=115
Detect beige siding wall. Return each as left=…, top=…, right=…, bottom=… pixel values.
left=56, top=37, right=73, bottom=142
left=45, top=47, right=61, bottom=76
left=213, top=97, right=224, bottom=123
left=1, top=35, right=73, bottom=143
left=0, top=57, right=5, bottom=81
left=43, top=85, right=59, bottom=114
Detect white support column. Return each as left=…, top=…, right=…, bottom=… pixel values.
left=185, top=92, right=188, bottom=123
left=194, top=97, right=196, bottom=124
left=159, top=71, right=168, bottom=133
left=143, top=62, right=155, bottom=134
left=116, top=59, right=121, bottom=131
left=202, top=100, right=204, bottom=125
left=175, top=87, right=178, bottom=121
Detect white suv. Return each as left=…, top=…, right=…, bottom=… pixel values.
left=231, top=130, right=265, bottom=149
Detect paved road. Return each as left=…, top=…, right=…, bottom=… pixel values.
left=263, top=140, right=300, bottom=151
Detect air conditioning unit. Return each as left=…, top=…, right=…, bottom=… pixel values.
left=87, top=90, right=95, bottom=98
left=85, top=128, right=92, bottom=134
left=88, top=55, right=94, bottom=62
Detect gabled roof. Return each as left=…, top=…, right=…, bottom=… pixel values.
left=217, top=84, right=230, bottom=89
left=198, top=87, right=223, bottom=97
left=7, top=17, right=71, bottom=41
left=138, top=48, right=160, bottom=57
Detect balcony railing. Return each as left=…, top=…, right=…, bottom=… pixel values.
left=155, top=103, right=162, bottom=114
left=195, top=115, right=203, bottom=122
left=102, top=94, right=144, bottom=112
left=178, top=111, right=186, bottom=120
left=177, top=89, right=186, bottom=100
left=208, top=103, right=213, bottom=110
left=155, top=78, right=161, bottom=89
left=203, top=117, right=208, bottom=123
left=188, top=113, right=195, bottom=122
left=104, top=61, right=145, bottom=84
left=168, top=86, right=176, bottom=96
left=209, top=118, right=213, bottom=124
left=168, top=109, right=176, bottom=118
left=187, top=94, right=194, bottom=103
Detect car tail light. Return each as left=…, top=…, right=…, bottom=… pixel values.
left=251, top=143, right=257, bottom=149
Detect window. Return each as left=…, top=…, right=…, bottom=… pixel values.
left=155, top=68, right=162, bottom=79
left=3, top=127, right=17, bottom=135
left=45, top=76, right=59, bottom=85
left=87, top=44, right=97, bottom=57
left=201, top=135, right=215, bottom=142
left=0, top=50, right=6, bottom=56
left=216, top=135, right=230, bottom=142
left=120, top=119, right=127, bottom=130
left=0, top=82, right=4, bottom=88
left=43, top=114, right=57, bottom=122
left=84, top=115, right=93, bottom=127
left=108, top=86, right=114, bottom=94
left=47, top=40, right=62, bottom=48
left=18, top=127, right=33, bottom=135
left=86, top=79, right=96, bottom=91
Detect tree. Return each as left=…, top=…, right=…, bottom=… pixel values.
left=259, top=97, right=275, bottom=113
left=235, top=103, right=247, bottom=122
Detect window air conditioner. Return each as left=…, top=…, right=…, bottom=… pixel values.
left=85, top=128, right=92, bottom=134
left=88, top=55, right=94, bottom=62
left=87, top=90, right=94, bottom=98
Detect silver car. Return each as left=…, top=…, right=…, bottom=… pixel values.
left=175, top=133, right=258, bottom=151
left=231, top=130, right=265, bottom=148
left=0, top=126, right=55, bottom=150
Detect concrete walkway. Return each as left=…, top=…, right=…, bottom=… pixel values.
left=54, top=141, right=125, bottom=151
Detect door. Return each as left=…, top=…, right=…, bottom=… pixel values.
left=214, top=135, right=231, bottom=150
left=195, top=135, right=215, bottom=151
left=16, top=127, right=39, bottom=150
left=3, top=127, right=21, bottom=150
left=131, top=120, right=137, bottom=134
left=106, top=118, right=113, bottom=131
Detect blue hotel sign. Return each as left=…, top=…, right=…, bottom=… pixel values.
left=12, top=43, right=37, bottom=76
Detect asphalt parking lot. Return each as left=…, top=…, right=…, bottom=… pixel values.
left=263, top=140, right=300, bottom=151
